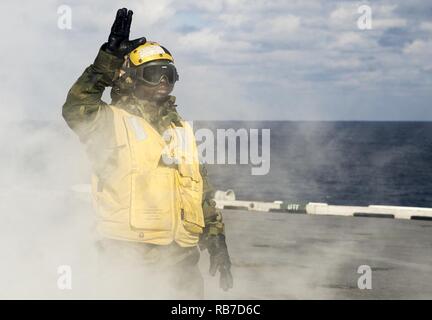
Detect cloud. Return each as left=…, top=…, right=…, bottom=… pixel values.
left=329, top=5, right=357, bottom=27
left=373, top=18, right=407, bottom=29
left=403, top=39, right=432, bottom=71
left=404, top=39, right=432, bottom=55
left=420, top=21, right=432, bottom=32
left=330, top=31, right=368, bottom=49
left=265, top=15, right=301, bottom=34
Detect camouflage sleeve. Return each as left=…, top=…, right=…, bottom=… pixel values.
left=62, top=46, right=124, bottom=141
left=200, top=164, right=225, bottom=237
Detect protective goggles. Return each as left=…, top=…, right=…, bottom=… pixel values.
left=135, top=61, right=179, bottom=86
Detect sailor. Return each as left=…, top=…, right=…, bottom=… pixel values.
left=62, top=8, right=233, bottom=298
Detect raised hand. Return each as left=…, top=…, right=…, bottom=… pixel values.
left=105, top=8, right=146, bottom=58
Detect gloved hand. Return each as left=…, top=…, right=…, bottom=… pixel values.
left=105, top=8, right=146, bottom=58
left=206, top=234, right=234, bottom=291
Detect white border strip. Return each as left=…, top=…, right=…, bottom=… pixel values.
left=216, top=200, right=432, bottom=220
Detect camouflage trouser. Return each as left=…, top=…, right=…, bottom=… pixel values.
left=94, top=239, right=204, bottom=299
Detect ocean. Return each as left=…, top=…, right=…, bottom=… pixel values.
left=195, top=121, right=432, bottom=208
left=3, top=120, right=431, bottom=208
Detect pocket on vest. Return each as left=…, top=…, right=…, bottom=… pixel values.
left=130, top=171, right=174, bottom=231
left=177, top=170, right=205, bottom=231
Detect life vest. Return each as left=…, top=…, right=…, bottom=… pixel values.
left=92, top=105, right=204, bottom=247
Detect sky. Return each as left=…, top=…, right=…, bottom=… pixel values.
left=1, top=0, right=432, bottom=121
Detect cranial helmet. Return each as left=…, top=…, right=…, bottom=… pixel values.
left=129, top=41, right=174, bottom=66
left=111, top=41, right=179, bottom=101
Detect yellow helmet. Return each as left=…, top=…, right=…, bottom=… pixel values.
left=129, top=41, right=174, bottom=66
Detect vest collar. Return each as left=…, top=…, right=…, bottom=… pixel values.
left=114, top=95, right=182, bottom=134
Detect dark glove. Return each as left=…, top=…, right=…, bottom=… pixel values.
left=206, top=234, right=234, bottom=291
left=105, top=8, right=146, bottom=58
